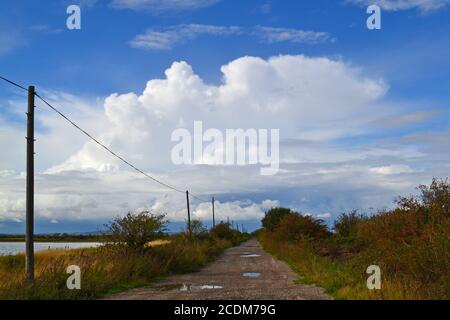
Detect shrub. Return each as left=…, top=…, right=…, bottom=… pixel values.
left=274, top=213, right=330, bottom=241
left=210, top=223, right=247, bottom=245
left=333, top=210, right=367, bottom=243
left=187, top=219, right=209, bottom=238
left=107, top=211, right=167, bottom=252
left=261, top=207, right=293, bottom=231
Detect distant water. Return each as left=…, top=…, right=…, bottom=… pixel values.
left=0, top=242, right=102, bottom=256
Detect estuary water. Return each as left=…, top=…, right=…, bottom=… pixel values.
left=0, top=242, right=102, bottom=256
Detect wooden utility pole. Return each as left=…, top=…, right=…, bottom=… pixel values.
left=26, top=85, right=35, bottom=282
left=212, top=197, right=215, bottom=228
left=186, top=190, right=191, bottom=237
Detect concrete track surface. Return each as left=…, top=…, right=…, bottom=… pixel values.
left=104, top=238, right=332, bottom=300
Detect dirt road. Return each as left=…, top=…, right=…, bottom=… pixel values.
left=104, top=239, right=332, bottom=300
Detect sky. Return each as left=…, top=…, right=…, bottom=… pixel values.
left=0, top=0, right=450, bottom=234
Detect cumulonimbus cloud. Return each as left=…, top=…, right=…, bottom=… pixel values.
left=0, top=54, right=441, bottom=225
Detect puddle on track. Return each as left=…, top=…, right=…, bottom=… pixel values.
left=240, top=254, right=261, bottom=258
left=243, top=272, right=261, bottom=278
left=179, top=284, right=223, bottom=291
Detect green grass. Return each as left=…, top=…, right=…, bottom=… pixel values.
left=259, top=232, right=370, bottom=300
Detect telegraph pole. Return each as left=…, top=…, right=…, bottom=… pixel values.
left=186, top=190, right=191, bottom=238
left=212, top=197, right=216, bottom=228
left=26, top=86, right=35, bottom=282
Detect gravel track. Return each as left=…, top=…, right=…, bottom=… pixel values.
left=103, top=238, right=332, bottom=300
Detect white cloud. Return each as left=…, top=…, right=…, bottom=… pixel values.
left=130, top=24, right=242, bottom=50
left=0, top=30, right=24, bottom=56
left=253, top=26, right=332, bottom=44
left=317, top=213, right=331, bottom=219
left=347, top=0, right=450, bottom=12
left=49, top=55, right=388, bottom=174
left=193, top=200, right=266, bottom=221
left=130, top=25, right=332, bottom=50
left=370, top=165, right=416, bottom=175
left=261, top=199, right=280, bottom=210
left=111, top=0, right=220, bottom=12
left=0, top=54, right=444, bottom=225
left=372, top=110, right=439, bottom=128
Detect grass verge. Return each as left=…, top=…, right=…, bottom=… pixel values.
left=258, top=230, right=447, bottom=300
left=0, top=236, right=232, bottom=300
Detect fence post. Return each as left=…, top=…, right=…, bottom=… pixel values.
left=26, top=85, right=35, bottom=282
left=186, top=190, right=191, bottom=238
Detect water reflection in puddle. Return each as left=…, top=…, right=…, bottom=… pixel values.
left=180, top=284, right=223, bottom=291
left=240, top=254, right=261, bottom=258
left=243, top=272, right=261, bottom=278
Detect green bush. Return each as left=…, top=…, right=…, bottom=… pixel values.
left=333, top=210, right=367, bottom=243
left=261, top=207, right=293, bottom=231
left=274, top=213, right=330, bottom=241
left=210, top=223, right=248, bottom=245
left=188, top=219, right=209, bottom=239
left=107, top=211, right=167, bottom=252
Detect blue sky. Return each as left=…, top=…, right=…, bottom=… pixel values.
left=1, top=0, right=450, bottom=233
left=1, top=0, right=449, bottom=97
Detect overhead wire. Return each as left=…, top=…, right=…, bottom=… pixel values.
left=0, top=75, right=212, bottom=202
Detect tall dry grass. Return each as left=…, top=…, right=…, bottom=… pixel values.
left=0, top=236, right=230, bottom=300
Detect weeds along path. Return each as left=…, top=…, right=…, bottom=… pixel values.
left=103, top=238, right=332, bottom=300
